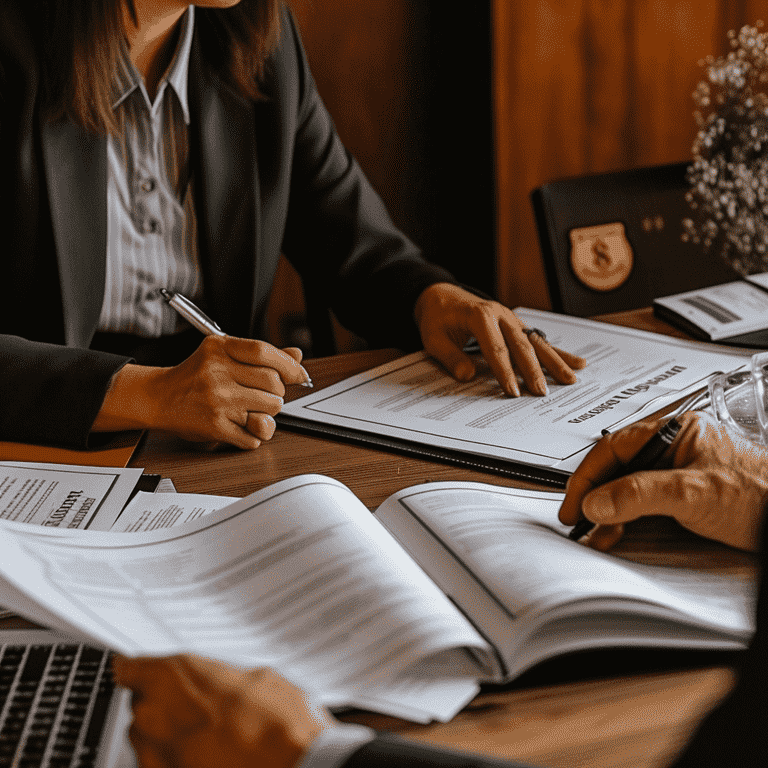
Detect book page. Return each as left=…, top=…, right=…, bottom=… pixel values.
left=0, top=491, right=234, bottom=620
left=0, top=466, right=157, bottom=620
left=377, top=482, right=755, bottom=661
left=0, top=475, right=487, bottom=721
left=745, top=271, right=768, bottom=290
left=109, top=490, right=235, bottom=532
left=281, top=310, right=750, bottom=473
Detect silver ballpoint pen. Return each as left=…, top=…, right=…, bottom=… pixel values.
left=160, top=289, right=313, bottom=387
left=160, top=288, right=225, bottom=336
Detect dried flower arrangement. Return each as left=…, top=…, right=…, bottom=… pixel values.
left=683, top=21, right=768, bottom=275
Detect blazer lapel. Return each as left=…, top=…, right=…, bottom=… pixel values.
left=188, top=33, right=260, bottom=336
left=40, top=120, right=107, bottom=349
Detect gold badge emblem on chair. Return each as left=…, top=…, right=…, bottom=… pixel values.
left=569, top=223, right=634, bottom=291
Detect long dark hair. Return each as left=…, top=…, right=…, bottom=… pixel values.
left=40, top=0, right=285, bottom=135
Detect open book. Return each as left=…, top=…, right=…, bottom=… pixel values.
left=0, top=475, right=755, bottom=723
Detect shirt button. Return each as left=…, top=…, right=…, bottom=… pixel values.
left=143, top=220, right=159, bottom=234
left=140, top=178, right=155, bottom=193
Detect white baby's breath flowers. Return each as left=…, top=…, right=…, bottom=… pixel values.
left=683, top=21, right=768, bottom=275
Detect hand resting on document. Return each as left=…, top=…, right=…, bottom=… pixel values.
left=414, top=283, right=587, bottom=398
left=559, top=411, right=768, bottom=552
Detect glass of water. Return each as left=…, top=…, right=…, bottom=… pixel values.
left=708, top=352, right=768, bottom=445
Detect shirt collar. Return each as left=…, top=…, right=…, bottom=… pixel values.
left=112, top=5, right=194, bottom=123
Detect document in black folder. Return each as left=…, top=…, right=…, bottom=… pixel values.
left=278, top=310, right=752, bottom=487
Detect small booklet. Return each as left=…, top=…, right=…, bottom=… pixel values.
left=0, top=475, right=754, bottom=723
left=653, top=272, right=768, bottom=346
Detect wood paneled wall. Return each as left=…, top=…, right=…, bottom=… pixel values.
left=268, top=0, right=429, bottom=353
left=493, top=0, right=768, bottom=310
left=268, top=2, right=494, bottom=354
left=272, top=2, right=766, bottom=349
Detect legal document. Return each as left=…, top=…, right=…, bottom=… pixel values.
left=0, top=461, right=144, bottom=530
left=281, top=310, right=751, bottom=475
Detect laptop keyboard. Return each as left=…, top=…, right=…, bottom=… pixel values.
left=0, top=642, right=115, bottom=768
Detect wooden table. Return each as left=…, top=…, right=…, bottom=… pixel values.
left=125, top=308, right=754, bottom=768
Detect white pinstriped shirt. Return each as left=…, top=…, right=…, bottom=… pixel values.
left=98, top=9, right=394, bottom=764
left=98, top=6, right=202, bottom=337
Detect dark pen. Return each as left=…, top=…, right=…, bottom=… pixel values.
left=567, top=416, right=682, bottom=541
left=159, top=289, right=313, bottom=387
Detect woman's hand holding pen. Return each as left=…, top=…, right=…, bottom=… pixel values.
left=559, top=411, right=768, bottom=552
left=414, top=283, right=586, bottom=397
left=93, top=336, right=311, bottom=449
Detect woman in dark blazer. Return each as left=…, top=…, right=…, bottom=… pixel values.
left=0, top=0, right=585, bottom=451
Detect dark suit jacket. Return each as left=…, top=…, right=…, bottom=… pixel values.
left=0, top=2, right=454, bottom=448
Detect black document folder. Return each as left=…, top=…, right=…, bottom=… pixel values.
left=275, top=413, right=572, bottom=488
left=531, top=162, right=740, bottom=317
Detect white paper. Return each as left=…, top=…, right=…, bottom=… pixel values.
left=384, top=482, right=753, bottom=633
left=655, top=279, right=768, bottom=339
left=376, top=481, right=755, bottom=679
left=745, top=271, right=768, bottom=290
left=0, top=461, right=144, bottom=531
left=0, top=475, right=490, bottom=721
left=110, top=491, right=235, bottom=532
left=155, top=478, right=178, bottom=493
left=282, top=310, right=751, bottom=473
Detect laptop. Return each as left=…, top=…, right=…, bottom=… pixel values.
left=1, top=629, right=135, bottom=768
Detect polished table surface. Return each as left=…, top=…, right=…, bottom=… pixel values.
left=127, top=308, right=754, bottom=768
left=4, top=309, right=754, bottom=768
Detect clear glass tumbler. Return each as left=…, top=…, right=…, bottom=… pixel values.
left=708, top=351, right=768, bottom=445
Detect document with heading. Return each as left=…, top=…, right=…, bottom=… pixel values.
left=0, top=461, right=145, bottom=531
left=110, top=491, right=235, bottom=532
left=280, top=309, right=752, bottom=477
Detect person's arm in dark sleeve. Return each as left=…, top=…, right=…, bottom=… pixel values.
left=0, top=335, right=132, bottom=448
left=275, top=12, right=586, bottom=395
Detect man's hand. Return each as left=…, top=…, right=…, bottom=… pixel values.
left=559, top=411, right=768, bottom=552
left=113, top=655, right=335, bottom=768
left=93, top=337, right=310, bottom=449
left=414, top=283, right=586, bottom=396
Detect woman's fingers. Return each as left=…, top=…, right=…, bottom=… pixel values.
left=414, top=283, right=586, bottom=397
left=245, top=413, right=276, bottom=442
